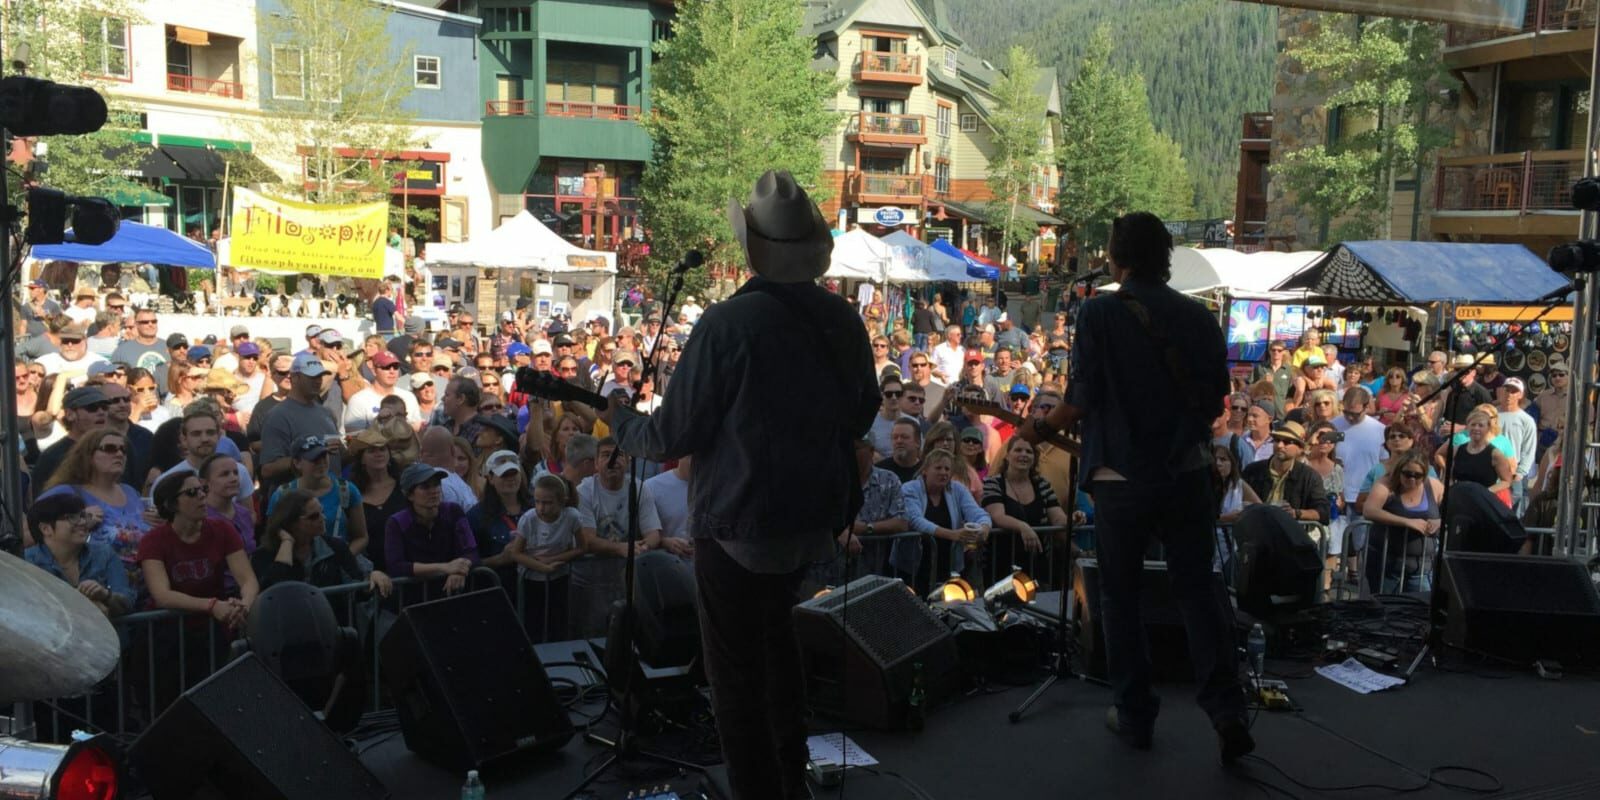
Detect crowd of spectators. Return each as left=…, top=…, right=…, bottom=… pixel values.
left=14, top=273, right=1571, bottom=701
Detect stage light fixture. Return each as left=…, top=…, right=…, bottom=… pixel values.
left=0, top=733, right=121, bottom=800
left=928, top=576, right=976, bottom=604
left=0, top=75, right=107, bottom=137
left=983, top=570, right=1038, bottom=606
left=24, top=188, right=120, bottom=246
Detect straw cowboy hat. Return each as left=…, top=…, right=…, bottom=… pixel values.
left=726, top=169, right=833, bottom=284
left=201, top=368, right=246, bottom=396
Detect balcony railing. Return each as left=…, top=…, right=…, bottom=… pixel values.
left=847, top=111, right=926, bottom=143
left=851, top=171, right=926, bottom=202
left=1433, top=150, right=1584, bottom=213
left=545, top=101, right=639, bottom=120
left=485, top=99, right=534, bottom=116
left=853, top=51, right=922, bottom=84
left=166, top=73, right=242, bottom=99
left=1447, top=0, right=1593, bottom=46
left=1241, top=113, right=1272, bottom=141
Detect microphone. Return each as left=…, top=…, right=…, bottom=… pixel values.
left=674, top=250, right=704, bottom=274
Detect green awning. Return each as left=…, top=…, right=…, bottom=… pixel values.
left=103, top=185, right=173, bottom=207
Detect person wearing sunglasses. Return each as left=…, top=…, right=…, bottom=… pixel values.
left=36, top=429, right=154, bottom=602
left=903, top=352, right=947, bottom=425
left=25, top=491, right=133, bottom=619
left=868, top=375, right=905, bottom=460
left=254, top=487, right=391, bottom=600
left=1361, top=450, right=1444, bottom=593
left=35, top=321, right=109, bottom=385
left=31, top=386, right=112, bottom=491
left=140, top=470, right=258, bottom=698
left=344, top=350, right=420, bottom=433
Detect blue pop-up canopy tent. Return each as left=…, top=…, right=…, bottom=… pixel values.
left=1272, top=241, right=1570, bottom=304
left=930, top=237, right=1000, bottom=280
left=30, top=221, right=217, bottom=268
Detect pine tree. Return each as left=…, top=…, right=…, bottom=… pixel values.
left=1273, top=16, right=1455, bottom=243
left=985, top=46, right=1052, bottom=267
left=639, top=0, right=839, bottom=294
left=1056, top=28, right=1185, bottom=248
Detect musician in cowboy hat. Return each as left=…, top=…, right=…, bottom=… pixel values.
left=605, top=170, right=879, bottom=800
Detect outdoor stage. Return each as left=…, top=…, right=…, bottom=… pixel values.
left=360, top=653, right=1600, bottom=799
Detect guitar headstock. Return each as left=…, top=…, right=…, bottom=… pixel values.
left=513, top=367, right=608, bottom=410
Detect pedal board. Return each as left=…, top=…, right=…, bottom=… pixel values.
left=1253, top=678, right=1293, bottom=711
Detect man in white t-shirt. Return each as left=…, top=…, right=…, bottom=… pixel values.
left=62, top=288, right=100, bottom=326
left=1330, top=387, right=1386, bottom=544
left=644, top=455, right=693, bottom=560
left=571, top=438, right=661, bottom=638
left=34, top=323, right=109, bottom=387
left=930, top=324, right=966, bottom=383
left=344, top=350, right=419, bottom=431
left=231, top=341, right=269, bottom=414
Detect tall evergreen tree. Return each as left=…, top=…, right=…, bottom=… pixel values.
left=985, top=46, right=1051, bottom=267
left=1056, top=28, right=1190, bottom=248
left=1274, top=16, right=1455, bottom=243
left=639, top=0, right=839, bottom=294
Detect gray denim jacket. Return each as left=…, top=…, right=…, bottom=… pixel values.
left=613, top=277, right=880, bottom=542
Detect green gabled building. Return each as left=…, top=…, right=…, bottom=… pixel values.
left=444, top=0, right=674, bottom=249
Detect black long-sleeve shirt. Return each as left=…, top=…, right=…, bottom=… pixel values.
left=1242, top=459, right=1331, bottom=525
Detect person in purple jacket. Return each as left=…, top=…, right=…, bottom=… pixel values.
left=384, top=461, right=479, bottom=594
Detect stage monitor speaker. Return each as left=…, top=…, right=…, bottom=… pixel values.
left=1074, top=558, right=1230, bottom=681
left=1440, top=553, right=1600, bottom=664
left=128, top=652, right=388, bottom=800
left=793, top=575, right=959, bottom=730
left=379, top=588, right=574, bottom=771
left=1231, top=504, right=1323, bottom=617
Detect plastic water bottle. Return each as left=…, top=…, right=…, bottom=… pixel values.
left=461, top=770, right=485, bottom=800
left=1247, top=623, right=1267, bottom=679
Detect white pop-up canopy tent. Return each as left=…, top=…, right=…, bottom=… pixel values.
left=827, top=229, right=974, bottom=283
left=1169, top=247, right=1323, bottom=297
left=425, top=211, right=617, bottom=323
left=880, top=230, right=974, bottom=283
left=1102, top=247, right=1323, bottom=299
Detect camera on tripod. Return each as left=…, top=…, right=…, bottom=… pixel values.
left=1549, top=177, right=1600, bottom=276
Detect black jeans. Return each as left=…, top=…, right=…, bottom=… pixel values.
left=1092, top=469, right=1247, bottom=729
left=694, top=538, right=809, bottom=800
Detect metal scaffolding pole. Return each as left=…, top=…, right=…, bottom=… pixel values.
left=1553, top=20, right=1600, bottom=557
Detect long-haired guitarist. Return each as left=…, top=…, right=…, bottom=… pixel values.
left=1019, top=212, right=1254, bottom=763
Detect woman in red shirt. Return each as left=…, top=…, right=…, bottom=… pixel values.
left=139, top=470, right=258, bottom=626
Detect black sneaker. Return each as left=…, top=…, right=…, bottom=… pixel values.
left=1105, top=706, right=1153, bottom=750
left=1215, top=717, right=1256, bottom=763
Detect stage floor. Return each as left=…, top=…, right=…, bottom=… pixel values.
left=360, top=653, right=1600, bottom=800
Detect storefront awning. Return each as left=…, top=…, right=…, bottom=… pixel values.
left=931, top=199, right=990, bottom=223
left=101, top=143, right=186, bottom=181
left=103, top=185, right=173, bottom=207
left=161, top=144, right=227, bottom=181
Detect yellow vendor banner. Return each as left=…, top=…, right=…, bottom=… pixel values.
left=229, top=187, right=388, bottom=278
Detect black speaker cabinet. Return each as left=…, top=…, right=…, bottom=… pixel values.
left=1440, top=553, right=1600, bottom=664
left=380, top=588, right=574, bottom=771
left=129, top=653, right=388, bottom=800
left=793, top=575, right=960, bottom=729
left=1074, top=558, right=1231, bottom=680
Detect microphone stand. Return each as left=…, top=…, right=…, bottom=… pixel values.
left=1403, top=292, right=1568, bottom=678
left=565, top=253, right=704, bottom=798
left=1009, top=423, right=1107, bottom=723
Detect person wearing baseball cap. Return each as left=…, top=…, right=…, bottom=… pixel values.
left=1494, top=376, right=1537, bottom=514
left=390, top=461, right=478, bottom=592
left=343, top=349, right=420, bottom=433
left=23, top=277, right=62, bottom=322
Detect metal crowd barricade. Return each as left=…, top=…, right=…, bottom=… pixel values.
left=30, top=569, right=507, bottom=742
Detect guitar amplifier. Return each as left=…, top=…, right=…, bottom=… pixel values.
left=793, top=575, right=960, bottom=729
